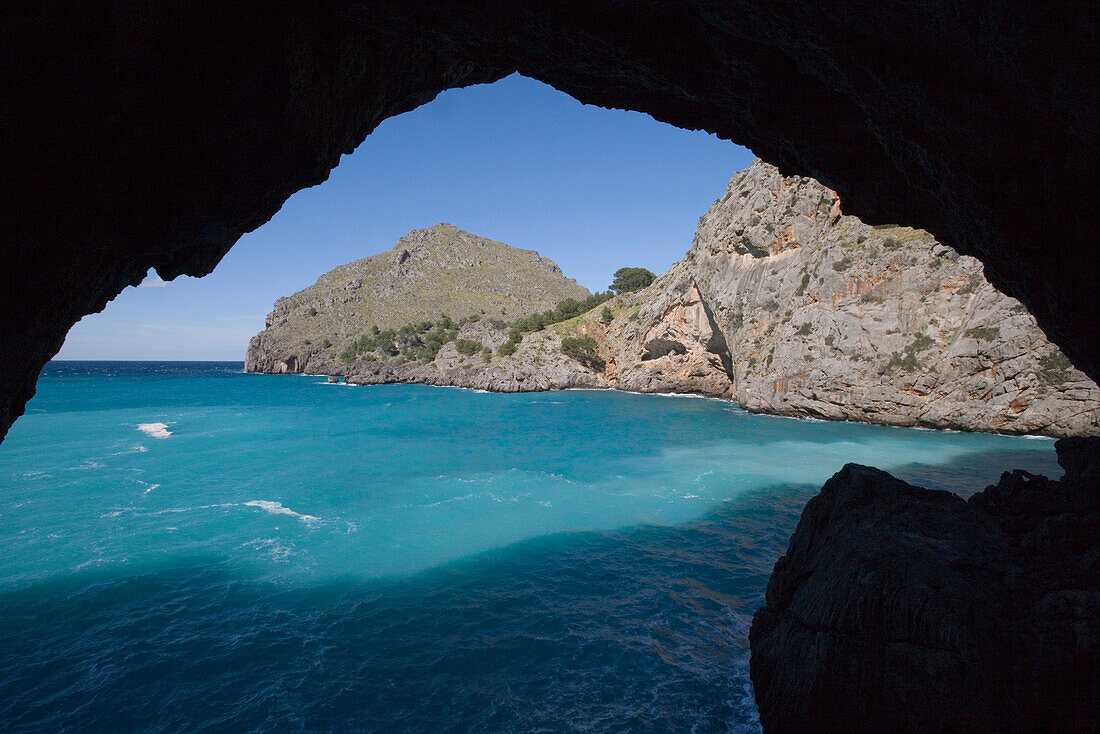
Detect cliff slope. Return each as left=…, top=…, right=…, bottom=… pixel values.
left=251, top=162, right=1099, bottom=436
left=583, top=161, right=1099, bottom=435
left=245, top=224, right=589, bottom=373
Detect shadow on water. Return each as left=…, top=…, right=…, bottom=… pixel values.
left=0, top=447, right=1061, bottom=733
left=884, top=445, right=1061, bottom=498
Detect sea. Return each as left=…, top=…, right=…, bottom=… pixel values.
left=0, top=362, right=1063, bottom=732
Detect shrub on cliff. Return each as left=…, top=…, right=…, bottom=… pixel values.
left=455, top=338, right=483, bottom=356
left=509, top=292, right=616, bottom=337
left=1038, top=351, right=1073, bottom=386
left=610, top=267, right=656, bottom=294
left=560, top=335, right=605, bottom=371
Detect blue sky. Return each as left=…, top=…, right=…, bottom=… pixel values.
left=58, top=74, right=754, bottom=360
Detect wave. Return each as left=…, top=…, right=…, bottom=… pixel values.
left=137, top=422, right=172, bottom=439
left=244, top=500, right=320, bottom=524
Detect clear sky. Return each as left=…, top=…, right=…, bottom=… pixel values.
left=57, top=74, right=754, bottom=360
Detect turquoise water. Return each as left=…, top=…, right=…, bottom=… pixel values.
left=0, top=362, right=1061, bottom=732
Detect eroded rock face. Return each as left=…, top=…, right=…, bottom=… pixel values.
left=257, top=162, right=1098, bottom=436
left=566, top=162, right=1100, bottom=435
left=631, top=162, right=1100, bottom=435
left=3, top=1, right=1097, bottom=441
left=749, top=438, right=1100, bottom=733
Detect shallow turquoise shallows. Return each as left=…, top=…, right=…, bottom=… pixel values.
left=0, top=362, right=1061, bottom=732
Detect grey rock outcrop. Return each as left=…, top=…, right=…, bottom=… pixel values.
left=589, top=161, right=1099, bottom=436
left=250, top=162, right=1099, bottom=437
left=749, top=437, right=1100, bottom=733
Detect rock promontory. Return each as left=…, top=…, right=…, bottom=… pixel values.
left=245, top=223, right=589, bottom=374
left=588, top=160, right=1100, bottom=436
left=247, top=162, right=1100, bottom=437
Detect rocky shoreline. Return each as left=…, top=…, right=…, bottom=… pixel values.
left=248, top=162, right=1100, bottom=437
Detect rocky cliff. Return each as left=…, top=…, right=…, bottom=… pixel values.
left=245, top=224, right=589, bottom=374
left=749, top=437, right=1100, bottom=733
left=260, top=162, right=1099, bottom=437
left=588, top=161, right=1100, bottom=436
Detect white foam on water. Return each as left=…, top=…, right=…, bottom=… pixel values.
left=244, top=500, right=320, bottom=524
left=423, top=384, right=495, bottom=395
left=137, top=422, right=172, bottom=439
left=640, top=390, right=719, bottom=401
left=142, top=483, right=160, bottom=494
left=111, top=444, right=148, bottom=455
left=420, top=493, right=476, bottom=508
left=240, top=537, right=295, bottom=563
left=146, top=502, right=238, bottom=517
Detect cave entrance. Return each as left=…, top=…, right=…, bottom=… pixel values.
left=55, top=74, right=753, bottom=362
left=50, top=72, right=1096, bottom=437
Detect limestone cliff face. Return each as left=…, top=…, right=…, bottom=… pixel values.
left=588, top=161, right=1100, bottom=436
left=245, top=224, right=589, bottom=374
left=250, top=163, right=1099, bottom=437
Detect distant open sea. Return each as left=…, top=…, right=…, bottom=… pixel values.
left=0, top=361, right=1062, bottom=732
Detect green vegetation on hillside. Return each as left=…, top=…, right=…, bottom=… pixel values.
left=879, top=333, right=937, bottom=375
left=965, top=326, right=1001, bottom=341
left=339, top=314, right=487, bottom=364
left=1038, top=351, right=1073, bottom=386
left=251, top=224, right=592, bottom=360
left=511, top=293, right=615, bottom=334
left=454, top=338, right=483, bottom=356
left=610, top=267, right=656, bottom=294
left=335, top=263, right=649, bottom=368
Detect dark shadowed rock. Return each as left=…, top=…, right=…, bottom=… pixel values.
left=750, top=438, right=1100, bottom=733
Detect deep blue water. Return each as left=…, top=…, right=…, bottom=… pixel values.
left=0, top=362, right=1062, bottom=732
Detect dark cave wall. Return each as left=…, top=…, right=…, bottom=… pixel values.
left=3, top=0, right=1097, bottom=442
left=5, top=5, right=1099, bottom=732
